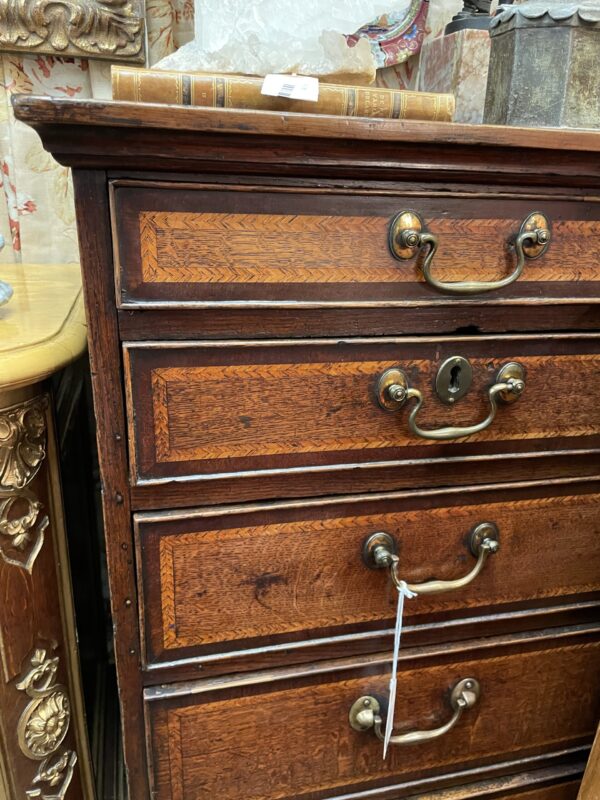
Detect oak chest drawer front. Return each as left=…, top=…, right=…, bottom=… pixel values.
left=124, top=336, right=600, bottom=491
left=112, top=182, right=600, bottom=306
left=145, top=635, right=600, bottom=800
left=489, top=782, right=581, bottom=800
left=136, top=486, right=600, bottom=669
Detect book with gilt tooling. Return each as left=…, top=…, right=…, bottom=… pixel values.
left=111, top=66, right=455, bottom=122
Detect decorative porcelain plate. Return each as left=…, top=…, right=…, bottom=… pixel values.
left=347, top=0, right=429, bottom=67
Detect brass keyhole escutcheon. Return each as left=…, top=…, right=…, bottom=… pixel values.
left=435, top=356, right=473, bottom=405
left=375, top=361, right=526, bottom=441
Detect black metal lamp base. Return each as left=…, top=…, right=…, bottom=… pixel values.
left=445, top=13, right=492, bottom=34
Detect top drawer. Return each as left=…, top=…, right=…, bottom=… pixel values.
left=111, top=181, right=600, bottom=312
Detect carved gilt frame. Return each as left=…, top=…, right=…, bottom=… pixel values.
left=0, top=0, right=146, bottom=63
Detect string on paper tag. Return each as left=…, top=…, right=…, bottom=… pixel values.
left=383, top=579, right=417, bottom=760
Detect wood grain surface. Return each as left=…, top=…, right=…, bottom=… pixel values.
left=389, top=761, right=586, bottom=800
left=145, top=633, right=600, bottom=800
left=117, top=304, right=600, bottom=341
left=72, top=171, right=150, bottom=797
left=15, top=96, right=600, bottom=150
left=136, top=486, right=600, bottom=667
left=112, top=184, right=600, bottom=304
left=12, top=97, right=600, bottom=189
left=481, top=785, right=580, bottom=800
left=17, top=95, right=600, bottom=800
left=124, top=337, right=600, bottom=486
left=425, top=774, right=582, bottom=800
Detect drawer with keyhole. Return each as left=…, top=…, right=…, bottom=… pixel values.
left=124, top=334, right=600, bottom=508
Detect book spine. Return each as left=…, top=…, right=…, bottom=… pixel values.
left=112, top=68, right=454, bottom=122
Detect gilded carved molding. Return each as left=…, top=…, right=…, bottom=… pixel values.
left=0, top=490, right=49, bottom=572
left=17, top=649, right=78, bottom=800
left=0, top=395, right=48, bottom=492
left=0, top=0, right=145, bottom=62
left=0, top=395, right=49, bottom=572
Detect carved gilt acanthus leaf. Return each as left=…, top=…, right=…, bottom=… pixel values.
left=26, top=750, right=78, bottom=800
left=0, top=0, right=145, bottom=60
left=0, top=396, right=48, bottom=491
left=17, top=648, right=59, bottom=698
left=0, top=491, right=48, bottom=572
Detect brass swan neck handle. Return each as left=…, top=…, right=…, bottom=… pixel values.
left=389, top=210, right=551, bottom=295
left=377, top=362, right=525, bottom=442
left=362, top=522, right=499, bottom=596
left=349, top=678, right=480, bottom=746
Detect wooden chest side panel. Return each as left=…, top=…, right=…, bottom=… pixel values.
left=145, top=638, right=600, bottom=800
left=137, top=488, right=600, bottom=665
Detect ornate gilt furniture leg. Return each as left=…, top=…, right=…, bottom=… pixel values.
left=0, top=265, right=95, bottom=799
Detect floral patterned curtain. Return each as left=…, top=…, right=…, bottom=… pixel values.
left=0, top=0, right=457, bottom=265
left=0, top=0, right=194, bottom=265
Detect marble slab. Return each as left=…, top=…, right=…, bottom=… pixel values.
left=417, top=28, right=491, bottom=123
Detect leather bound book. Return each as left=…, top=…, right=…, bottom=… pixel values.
left=111, top=66, right=455, bottom=122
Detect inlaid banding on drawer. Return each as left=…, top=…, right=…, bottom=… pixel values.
left=145, top=634, right=600, bottom=800
left=124, top=336, right=600, bottom=485
left=112, top=182, right=600, bottom=304
left=135, top=485, right=600, bottom=668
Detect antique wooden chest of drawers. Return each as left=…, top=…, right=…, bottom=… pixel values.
left=14, top=96, right=600, bottom=800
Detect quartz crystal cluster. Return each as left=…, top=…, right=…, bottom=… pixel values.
left=155, top=0, right=412, bottom=84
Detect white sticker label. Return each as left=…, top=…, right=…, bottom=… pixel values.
left=261, top=74, right=319, bottom=102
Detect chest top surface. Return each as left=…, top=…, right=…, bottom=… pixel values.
left=10, top=95, right=600, bottom=187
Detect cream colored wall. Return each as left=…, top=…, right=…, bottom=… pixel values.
left=0, top=0, right=193, bottom=265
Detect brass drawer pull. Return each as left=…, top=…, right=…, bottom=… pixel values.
left=349, top=678, right=480, bottom=746
left=376, top=361, right=525, bottom=441
left=362, top=522, right=499, bottom=595
left=389, top=211, right=551, bottom=295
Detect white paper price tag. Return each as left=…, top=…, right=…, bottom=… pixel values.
left=383, top=580, right=417, bottom=759
left=261, top=74, right=319, bottom=102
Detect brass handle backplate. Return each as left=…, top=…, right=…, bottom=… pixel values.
left=362, top=522, right=499, bottom=595
left=389, top=210, right=551, bottom=295
left=349, top=678, right=480, bottom=746
left=376, top=361, right=525, bottom=441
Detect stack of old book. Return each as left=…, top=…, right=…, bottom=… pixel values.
left=111, top=66, right=455, bottom=123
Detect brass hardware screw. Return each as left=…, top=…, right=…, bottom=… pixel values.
left=402, top=230, right=421, bottom=248
left=537, top=229, right=550, bottom=244
left=509, top=378, right=525, bottom=396
left=388, top=384, right=407, bottom=403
